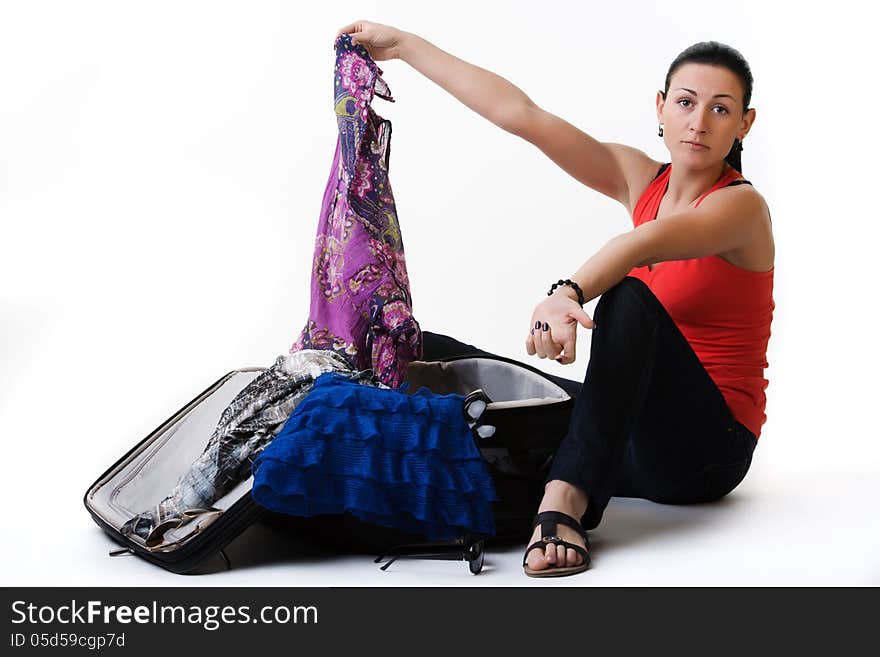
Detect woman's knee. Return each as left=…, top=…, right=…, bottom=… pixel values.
left=594, top=276, right=661, bottom=327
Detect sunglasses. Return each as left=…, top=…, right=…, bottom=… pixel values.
left=373, top=534, right=487, bottom=574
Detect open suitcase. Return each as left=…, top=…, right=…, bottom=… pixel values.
left=84, top=346, right=578, bottom=575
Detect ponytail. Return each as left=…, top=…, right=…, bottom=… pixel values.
left=724, top=137, right=744, bottom=174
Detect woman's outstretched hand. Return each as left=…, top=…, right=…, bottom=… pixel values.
left=335, top=20, right=408, bottom=61
left=526, top=292, right=595, bottom=364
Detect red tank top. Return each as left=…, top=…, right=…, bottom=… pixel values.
left=627, top=163, right=775, bottom=439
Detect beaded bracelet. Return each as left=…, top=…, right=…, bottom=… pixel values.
left=547, top=278, right=585, bottom=306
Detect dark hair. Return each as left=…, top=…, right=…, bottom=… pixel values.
left=661, top=41, right=753, bottom=173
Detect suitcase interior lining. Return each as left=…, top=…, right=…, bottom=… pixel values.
left=403, top=358, right=571, bottom=406
left=86, top=370, right=263, bottom=532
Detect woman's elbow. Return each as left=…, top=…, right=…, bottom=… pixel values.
left=499, top=101, right=540, bottom=138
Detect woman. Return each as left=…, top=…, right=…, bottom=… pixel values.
left=336, top=20, right=774, bottom=578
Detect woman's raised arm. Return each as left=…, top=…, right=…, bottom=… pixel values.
left=338, top=21, right=656, bottom=209
left=512, top=106, right=658, bottom=209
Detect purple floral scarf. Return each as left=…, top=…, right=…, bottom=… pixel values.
left=289, top=33, right=421, bottom=388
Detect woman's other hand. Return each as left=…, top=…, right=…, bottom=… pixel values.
left=526, top=291, right=595, bottom=364
left=335, top=20, right=408, bottom=61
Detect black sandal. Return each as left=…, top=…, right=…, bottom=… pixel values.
left=522, top=510, right=591, bottom=577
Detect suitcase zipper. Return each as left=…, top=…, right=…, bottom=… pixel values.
left=109, top=547, right=134, bottom=557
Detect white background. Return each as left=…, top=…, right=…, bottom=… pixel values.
left=2, top=0, right=878, bottom=585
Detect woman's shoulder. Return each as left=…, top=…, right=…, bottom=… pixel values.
left=718, top=171, right=772, bottom=220
left=700, top=175, right=775, bottom=272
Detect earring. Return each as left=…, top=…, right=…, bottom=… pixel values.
left=658, top=124, right=664, bottom=137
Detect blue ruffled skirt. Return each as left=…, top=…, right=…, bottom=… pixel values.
left=251, top=371, right=498, bottom=541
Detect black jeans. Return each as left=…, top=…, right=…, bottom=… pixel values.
left=421, top=275, right=757, bottom=531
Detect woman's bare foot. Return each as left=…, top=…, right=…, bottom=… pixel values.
left=524, top=480, right=590, bottom=572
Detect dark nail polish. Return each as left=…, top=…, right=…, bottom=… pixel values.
left=542, top=322, right=549, bottom=331
left=530, top=328, right=534, bottom=335
left=535, top=321, right=540, bottom=329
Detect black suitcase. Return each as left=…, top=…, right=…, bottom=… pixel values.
left=84, top=345, right=578, bottom=575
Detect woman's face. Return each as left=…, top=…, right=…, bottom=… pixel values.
left=656, top=63, right=755, bottom=165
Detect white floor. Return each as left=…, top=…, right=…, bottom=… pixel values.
left=4, top=456, right=877, bottom=586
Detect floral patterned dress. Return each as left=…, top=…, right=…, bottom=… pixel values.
left=290, top=33, right=422, bottom=388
